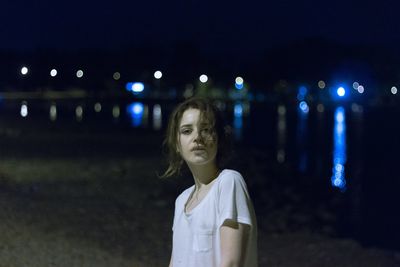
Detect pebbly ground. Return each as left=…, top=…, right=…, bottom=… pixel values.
left=0, top=130, right=399, bottom=267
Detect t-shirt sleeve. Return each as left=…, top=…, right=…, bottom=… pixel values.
left=217, top=171, right=254, bottom=228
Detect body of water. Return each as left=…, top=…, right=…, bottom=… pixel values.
left=0, top=98, right=398, bottom=250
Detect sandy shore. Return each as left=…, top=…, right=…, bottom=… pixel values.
left=0, top=130, right=399, bottom=266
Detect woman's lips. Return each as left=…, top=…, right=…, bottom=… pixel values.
left=191, top=147, right=205, bottom=151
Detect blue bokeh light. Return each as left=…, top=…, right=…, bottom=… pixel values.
left=337, top=87, right=346, bottom=97
left=233, top=103, right=243, bottom=140
left=126, top=102, right=144, bottom=127
left=297, top=86, right=308, bottom=101
left=235, top=83, right=244, bottom=90
left=299, top=101, right=309, bottom=113
left=331, top=107, right=347, bottom=191
left=125, top=82, right=145, bottom=93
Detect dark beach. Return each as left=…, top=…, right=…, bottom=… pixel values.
left=0, top=127, right=399, bottom=267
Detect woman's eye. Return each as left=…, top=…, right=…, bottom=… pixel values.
left=181, top=129, right=192, bottom=135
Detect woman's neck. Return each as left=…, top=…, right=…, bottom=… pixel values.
left=188, top=163, right=220, bottom=190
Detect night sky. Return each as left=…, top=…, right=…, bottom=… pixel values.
left=1, top=0, right=400, bottom=54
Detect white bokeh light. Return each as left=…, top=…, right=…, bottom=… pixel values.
left=235, top=76, right=244, bottom=85
left=76, top=70, right=84, bottom=78
left=318, top=80, right=326, bottom=89
left=199, top=74, right=208, bottom=83
left=391, top=86, right=397, bottom=95
left=21, top=66, right=28, bottom=75
left=50, top=69, right=58, bottom=77
left=94, top=103, right=102, bottom=112
left=113, top=72, right=121, bottom=80
left=154, top=70, right=162, bottom=79
left=357, top=85, right=364, bottom=94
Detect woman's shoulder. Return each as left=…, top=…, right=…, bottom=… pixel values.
left=175, top=185, right=194, bottom=205
left=218, top=169, right=246, bottom=185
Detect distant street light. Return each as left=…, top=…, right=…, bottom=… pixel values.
left=50, top=69, right=58, bottom=77
left=154, top=70, right=162, bottom=79
left=21, top=66, right=29, bottom=75
left=199, top=74, right=208, bottom=83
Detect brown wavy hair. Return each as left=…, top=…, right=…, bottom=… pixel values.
left=160, top=97, right=232, bottom=178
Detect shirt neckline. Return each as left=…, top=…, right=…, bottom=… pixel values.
left=184, top=169, right=225, bottom=216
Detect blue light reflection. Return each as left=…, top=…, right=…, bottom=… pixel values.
left=331, top=106, right=347, bottom=191
left=233, top=102, right=243, bottom=140
left=296, top=101, right=309, bottom=172
left=126, top=102, right=144, bottom=127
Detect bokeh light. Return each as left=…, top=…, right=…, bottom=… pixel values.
left=112, top=105, right=120, bottom=118
left=50, top=69, right=58, bottom=77
left=76, top=70, right=84, bottom=78
left=113, top=72, right=121, bottom=80
left=318, top=80, right=326, bottom=89
left=391, top=86, right=397, bottom=95
left=20, top=102, right=28, bottom=117
left=21, top=66, right=28, bottom=75
left=337, top=87, right=346, bottom=97
left=299, top=101, right=309, bottom=113
left=154, top=70, right=162, bottom=79
left=199, top=74, right=208, bottom=83
left=317, top=103, right=325, bottom=113
left=94, top=102, right=102, bottom=112
left=49, top=103, right=57, bottom=121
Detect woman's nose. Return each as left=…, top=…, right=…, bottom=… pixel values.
left=193, top=130, right=202, bottom=142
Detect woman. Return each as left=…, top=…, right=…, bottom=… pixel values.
left=162, top=97, right=258, bottom=267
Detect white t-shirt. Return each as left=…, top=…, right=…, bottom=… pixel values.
left=171, top=169, right=258, bottom=267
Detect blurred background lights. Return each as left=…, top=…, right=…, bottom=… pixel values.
left=94, top=102, right=102, bottom=112
left=112, top=105, right=120, bottom=118
left=49, top=104, right=57, bottom=121
left=234, top=103, right=243, bottom=116
left=199, top=74, right=208, bottom=83
left=113, top=72, right=121, bottom=80
left=391, top=86, right=397, bottom=95
left=297, top=86, right=308, bottom=101
left=277, top=105, right=286, bottom=116
left=331, top=107, right=347, bottom=191
left=299, top=101, right=309, bottom=113
left=20, top=102, right=28, bottom=117
left=75, top=106, right=83, bottom=121
left=353, top=82, right=359, bottom=90
left=127, top=102, right=144, bottom=127
left=76, top=70, right=84, bottom=78
left=317, top=103, right=325, bottom=113
left=337, top=87, right=346, bottom=97
left=132, top=82, right=144, bottom=93
left=132, top=102, right=143, bottom=114
left=154, top=70, right=162, bottom=79
left=235, top=77, right=244, bottom=85
left=50, top=69, right=57, bottom=77
left=152, top=104, right=162, bottom=130
left=126, top=82, right=145, bottom=93
left=21, top=66, right=28, bottom=75
left=235, top=76, right=244, bottom=90
left=357, top=85, right=364, bottom=94
left=318, top=80, right=326, bottom=89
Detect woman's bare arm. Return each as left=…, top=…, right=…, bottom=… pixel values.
left=168, top=254, right=173, bottom=267
left=219, top=219, right=250, bottom=267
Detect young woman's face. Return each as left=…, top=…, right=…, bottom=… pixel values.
left=177, top=108, right=218, bottom=167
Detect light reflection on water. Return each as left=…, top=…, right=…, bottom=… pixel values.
left=5, top=99, right=399, bottom=250
left=233, top=102, right=244, bottom=140
left=332, top=106, right=347, bottom=191
left=126, top=102, right=145, bottom=127
left=276, top=105, right=287, bottom=163
left=296, top=101, right=309, bottom=172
